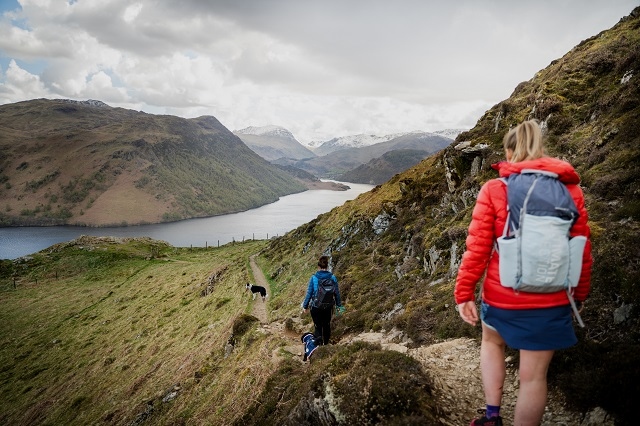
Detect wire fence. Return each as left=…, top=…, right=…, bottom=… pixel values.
left=0, top=232, right=284, bottom=291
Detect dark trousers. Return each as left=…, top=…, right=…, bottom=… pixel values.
left=310, top=306, right=333, bottom=345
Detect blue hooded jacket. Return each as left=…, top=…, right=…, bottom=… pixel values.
left=301, top=270, right=342, bottom=309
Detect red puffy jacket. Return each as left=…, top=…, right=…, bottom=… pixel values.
left=454, top=157, right=592, bottom=309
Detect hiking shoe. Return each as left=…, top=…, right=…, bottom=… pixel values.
left=469, top=410, right=502, bottom=426
left=470, top=415, right=503, bottom=426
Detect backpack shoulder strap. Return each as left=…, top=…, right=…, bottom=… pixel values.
left=497, top=177, right=510, bottom=237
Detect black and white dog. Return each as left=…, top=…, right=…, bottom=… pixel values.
left=245, top=283, right=268, bottom=301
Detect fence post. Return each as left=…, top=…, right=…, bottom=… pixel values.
left=206, top=241, right=208, bottom=249
left=218, top=240, right=219, bottom=247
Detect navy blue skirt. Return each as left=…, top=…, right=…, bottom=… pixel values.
left=481, top=302, right=577, bottom=350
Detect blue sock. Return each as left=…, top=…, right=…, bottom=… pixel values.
left=486, top=404, right=500, bottom=418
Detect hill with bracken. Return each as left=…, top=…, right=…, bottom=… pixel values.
left=0, top=99, right=305, bottom=226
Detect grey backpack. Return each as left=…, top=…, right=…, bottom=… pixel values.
left=496, top=169, right=587, bottom=325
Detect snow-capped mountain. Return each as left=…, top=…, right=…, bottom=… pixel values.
left=432, top=129, right=467, bottom=140
left=283, top=131, right=452, bottom=180
left=235, top=125, right=296, bottom=140
left=234, top=125, right=315, bottom=161
left=310, top=131, right=452, bottom=157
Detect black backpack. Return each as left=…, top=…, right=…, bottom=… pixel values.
left=313, top=276, right=336, bottom=309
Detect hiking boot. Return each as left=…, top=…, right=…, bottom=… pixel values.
left=469, top=410, right=502, bottom=426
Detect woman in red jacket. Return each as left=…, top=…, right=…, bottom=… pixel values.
left=455, top=120, right=592, bottom=426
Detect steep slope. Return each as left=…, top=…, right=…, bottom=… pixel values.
left=234, top=125, right=316, bottom=161
left=255, top=7, right=640, bottom=424
left=0, top=100, right=306, bottom=226
left=283, top=131, right=451, bottom=179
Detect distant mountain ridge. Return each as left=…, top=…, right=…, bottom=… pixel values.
left=309, top=133, right=408, bottom=156
left=0, top=99, right=306, bottom=226
left=234, top=125, right=315, bottom=161
left=307, top=129, right=464, bottom=156
left=59, top=99, right=110, bottom=108
left=337, top=149, right=433, bottom=185
left=236, top=127, right=459, bottom=185
left=235, top=125, right=296, bottom=139
left=278, top=131, right=452, bottom=179
left=432, top=129, right=467, bottom=140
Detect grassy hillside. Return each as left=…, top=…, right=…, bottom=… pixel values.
left=0, top=238, right=275, bottom=425
left=0, top=235, right=443, bottom=425
left=0, top=100, right=306, bottom=227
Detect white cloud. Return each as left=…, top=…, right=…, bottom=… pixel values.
left=122, top=3, right=143, bottom=24
left=0, top=60, right=52, bottom=102
left=0, top=0, right=638, bottom=143
left=84, top=71, right=128, bottom=102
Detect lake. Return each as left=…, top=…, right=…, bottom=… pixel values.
left=0, top=182, right=374, bottom=260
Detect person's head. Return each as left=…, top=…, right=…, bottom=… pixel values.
left=317, top=256, right=329, bottom=270
left=502, top=119, right=545, bottom=163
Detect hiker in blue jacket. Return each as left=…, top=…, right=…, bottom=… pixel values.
left=301, top=255, right=343, bottom=345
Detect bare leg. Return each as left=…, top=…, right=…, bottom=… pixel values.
left=514, top=349, right=554, bottom=426
left=480, top=323, right=507, bottom=406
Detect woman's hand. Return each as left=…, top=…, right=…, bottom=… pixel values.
left=457, top=301, right=479, bottom=326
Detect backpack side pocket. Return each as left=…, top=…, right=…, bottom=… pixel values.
left=567, top=236, right=587, bottom=287
left=497, top=236, right=518, bottom=288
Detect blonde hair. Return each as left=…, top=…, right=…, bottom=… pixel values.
left=502, top=120, right=545, bottom=162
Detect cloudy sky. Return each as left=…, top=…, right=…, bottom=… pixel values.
left=0, top=0, right=637, bottom=144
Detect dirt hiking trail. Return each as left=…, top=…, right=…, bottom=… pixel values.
left=248, top=254, right=269, bottom=324
left=248, top=255, right=301, bottom=360
left=245, top=254, right=609, bottom=426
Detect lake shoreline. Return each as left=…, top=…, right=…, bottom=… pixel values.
left=0, top=181, right=374, bottom=260
left=0, top=180, right=351, bottom=229
left=301, top=179, right=350, bottom=191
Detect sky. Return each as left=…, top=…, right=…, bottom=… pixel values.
left=0, top=0, right=638, bottom=144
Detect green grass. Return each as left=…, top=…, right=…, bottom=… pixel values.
left=0, top=238, right=283, bottom=425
